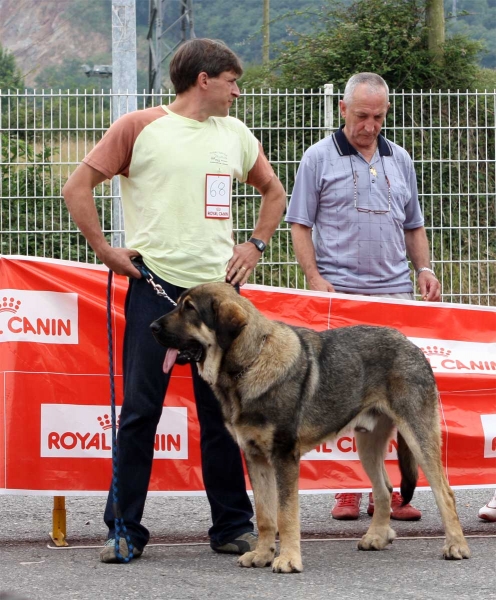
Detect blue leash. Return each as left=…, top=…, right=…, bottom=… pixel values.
left=106, top=260, right=176, bottom=563
left=107, top=268, right=135, bottom=563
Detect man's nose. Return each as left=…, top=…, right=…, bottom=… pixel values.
left=364, top=119, right=376, bottom=132
left=232, top=83, right=240, bottom=98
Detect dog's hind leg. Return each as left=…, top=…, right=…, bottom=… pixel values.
left=396, top=419, right=470, bottom=560
left=424, top=462, right=470, bottom=559
left=238, top=453, right=277, bottom=569
left=355, top=413, right=397, bottom=551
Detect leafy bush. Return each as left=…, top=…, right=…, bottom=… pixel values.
left=241, top=0, right=484, bottom=91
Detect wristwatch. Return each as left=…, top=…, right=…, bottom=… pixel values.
left=416, top=267, right=436, bottom=277
left=248, top=237, right=266, bottom=253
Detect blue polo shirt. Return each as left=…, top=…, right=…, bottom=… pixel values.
left=286, top=126, right=424, bottom=294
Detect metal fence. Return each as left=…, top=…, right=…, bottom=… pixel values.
left=1, top=88, right=495, bottom=304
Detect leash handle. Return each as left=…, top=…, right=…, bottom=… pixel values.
left=130, top=256, right=151, bottom=279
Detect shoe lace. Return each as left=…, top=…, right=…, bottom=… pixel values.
left=337, top=494, right=360, bottom=506
left=391, top=492, right=404, bottom=504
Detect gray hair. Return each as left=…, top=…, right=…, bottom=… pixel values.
left=342, top=73, right=389, bottom=104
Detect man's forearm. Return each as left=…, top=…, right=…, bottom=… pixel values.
left=62, top=163, right=111, bottom=260
left=405, top=226, right=441, bottom=301
left=251, top=175, right=286, bottom=242
left=64, top=190, right=111, bottom=259
left=404, top=227, right=432, bottom=272
left=291, top=223, right=322, bottom=281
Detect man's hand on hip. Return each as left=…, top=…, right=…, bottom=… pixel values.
left=226, top=242, right=263, bottom=286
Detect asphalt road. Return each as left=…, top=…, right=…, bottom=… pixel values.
left=1, top=489, right=495, bottom=600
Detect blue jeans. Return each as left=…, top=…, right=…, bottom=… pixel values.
left=104, top=270, right=254, bottom=549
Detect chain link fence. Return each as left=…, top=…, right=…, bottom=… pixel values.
left=1, top=88, right=495, bottom=304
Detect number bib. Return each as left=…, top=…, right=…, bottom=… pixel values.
left=205, top=173, right=231, bottom=219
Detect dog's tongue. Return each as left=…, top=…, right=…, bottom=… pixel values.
left=163, top=348, right=178, bottom=374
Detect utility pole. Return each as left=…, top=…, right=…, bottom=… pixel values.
left=111, top=0, right=138, bottom=247
left=262, top=0, right=270, bottom=65
left=426, top=0, right=445, bottom=64
left=148, top=0, right=195, bottom=93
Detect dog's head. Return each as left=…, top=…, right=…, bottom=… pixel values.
left=150, top=282, right=248, bottom=373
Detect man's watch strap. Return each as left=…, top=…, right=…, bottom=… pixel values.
left=416, top=267, right=436, bottom=277
left=248, top=237, right=266, bottom=253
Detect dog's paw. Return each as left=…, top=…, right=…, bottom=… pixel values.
left=442, top=540, right=471, bottom=560
left=272, top=553, right=303, bottom=574
left=237, top=550, right=273, bottom=568
left=358, top=527, right=396, bottom=551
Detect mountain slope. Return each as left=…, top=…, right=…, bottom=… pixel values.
left=0, top=0, right=110, bottom=86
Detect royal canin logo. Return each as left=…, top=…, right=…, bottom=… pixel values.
left=41, top=405, right=188, bottom=459
left=413, top=338, right=496, bottom=375
left=303, top=435, right=398, bottom=461
left=0, top=297, right=22, bottom=313
left=0, top=290, right=78, bottom=344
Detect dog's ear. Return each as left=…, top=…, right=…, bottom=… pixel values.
left=213, top=299, right=247, bottom=350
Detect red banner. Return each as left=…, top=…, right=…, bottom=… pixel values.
left=1, top=255, right=495, bottom=495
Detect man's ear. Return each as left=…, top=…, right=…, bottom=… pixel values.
left=197, top=71, right=209, bottom=89
left=213, top=299, right=247, bottom=350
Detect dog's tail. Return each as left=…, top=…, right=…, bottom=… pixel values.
left=397, top=432, right=418, bottom=505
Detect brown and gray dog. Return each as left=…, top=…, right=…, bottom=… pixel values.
left=151, top=282, right=470, bottom=573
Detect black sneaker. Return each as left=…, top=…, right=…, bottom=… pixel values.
left=211, top=532, right=258, bottom=555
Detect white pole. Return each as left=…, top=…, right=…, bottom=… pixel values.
left=324, top=83, right=334, bottom=135
left=111, top=0, right=138, bottom=248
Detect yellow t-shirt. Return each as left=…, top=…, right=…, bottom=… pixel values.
left=84, top=105, right=272, bottom=287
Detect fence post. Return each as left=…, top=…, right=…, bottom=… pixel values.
left=324, top=83, right=334, bottom=135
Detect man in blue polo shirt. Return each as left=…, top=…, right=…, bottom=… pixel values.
left=286, top=72, right=441, bottom=521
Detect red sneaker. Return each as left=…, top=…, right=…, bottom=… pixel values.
left=367, top=492, right=422, bottom=521
left=331, top=493, right=362, bottom=520
left=366, top=492, right=375, bottom=516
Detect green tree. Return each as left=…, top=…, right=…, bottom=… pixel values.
left=242, top=0, right=483, bottom=91
left=0, top=44, right=24, bottom=90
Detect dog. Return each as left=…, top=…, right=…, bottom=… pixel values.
left=150, top=282, right=470, bottom=573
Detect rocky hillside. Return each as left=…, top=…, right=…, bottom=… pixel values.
left=0, top=0, right=110, bottom=86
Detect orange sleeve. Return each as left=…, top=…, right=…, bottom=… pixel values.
left=246, top=143, right=275, bottom=190
left=82, top=106, right=167, bottom=179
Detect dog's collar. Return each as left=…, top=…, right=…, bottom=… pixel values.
left=232, top=335, right=267, bottom=381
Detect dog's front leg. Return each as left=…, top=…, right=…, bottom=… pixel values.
left=271, top=456, right=303, bottom=573
left=238, top=453, right=277, bottom=569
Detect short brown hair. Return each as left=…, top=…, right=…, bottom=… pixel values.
left=169, top=38, right=243, bottom=94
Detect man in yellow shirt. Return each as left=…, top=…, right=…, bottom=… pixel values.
left=63, top=38, right=286, bottom=563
